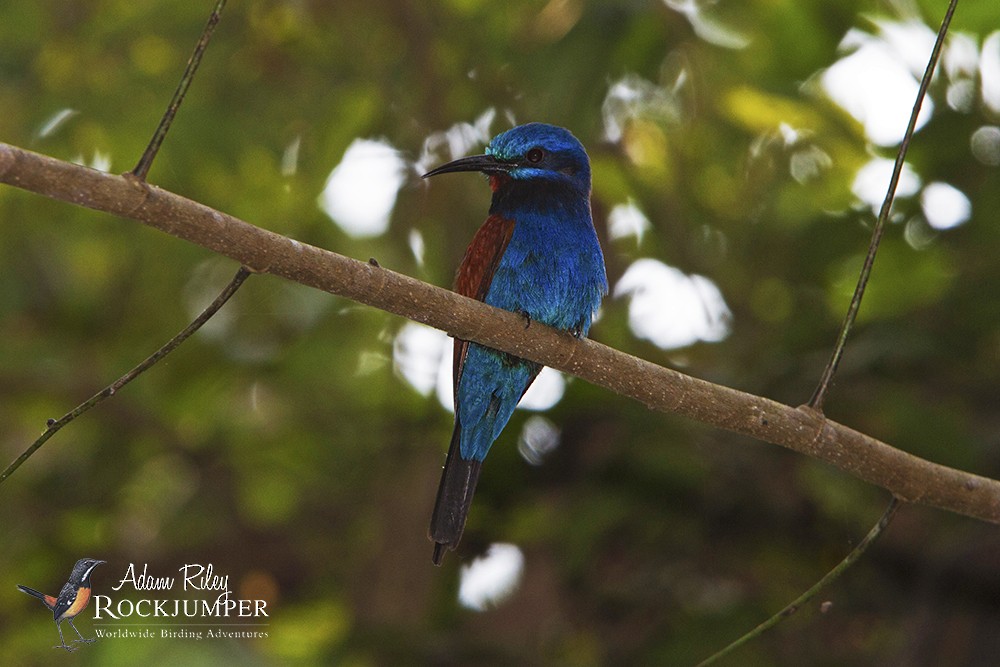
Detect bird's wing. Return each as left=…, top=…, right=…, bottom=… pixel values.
left=452, top=214, right=516, bottom=396
left=429, top=215, right=515, bottom=564
left=51, top=581, right=79, bottom=621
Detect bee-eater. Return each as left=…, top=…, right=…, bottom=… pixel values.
left=422, top=123, right=607, bottom=565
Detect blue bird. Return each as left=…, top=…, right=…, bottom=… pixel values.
left=422, top=123, right=607, bottom=565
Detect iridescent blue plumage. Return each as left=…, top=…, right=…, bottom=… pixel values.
left=423, top=123, right=607, bottom=564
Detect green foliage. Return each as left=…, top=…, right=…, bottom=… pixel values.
left=2, top=0, right=1000, bottom=664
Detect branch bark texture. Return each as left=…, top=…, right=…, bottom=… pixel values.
left=2, top=142, right=998, bottom=523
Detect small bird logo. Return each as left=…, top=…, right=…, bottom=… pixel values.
left=17, top=558, right=106, bottom=651
left=423, top=123, right=607, bottom=564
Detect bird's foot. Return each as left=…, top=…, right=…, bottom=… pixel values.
left=54, top=643, right=78, bottom=652
left=516, top=309, right=532, bottom=329
left=73, top=637, right=97, bottom=644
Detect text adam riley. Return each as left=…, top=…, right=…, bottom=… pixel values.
left=91, top=563, right=269, bottom=621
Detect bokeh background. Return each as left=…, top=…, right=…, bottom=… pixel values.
left=2, top=0, right=1000, bottom=664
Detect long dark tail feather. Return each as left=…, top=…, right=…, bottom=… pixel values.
left=17, top=585, right=51, bottom=605
left=429, top=421, right=482, bottom=566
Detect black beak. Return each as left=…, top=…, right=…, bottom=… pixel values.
left=422, top=153, right=510, bottom=178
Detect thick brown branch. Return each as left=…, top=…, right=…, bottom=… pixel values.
left=2, top=142, right=999, bottom=523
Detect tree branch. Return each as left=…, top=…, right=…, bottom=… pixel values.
left=808, top=0, right=958, bottom=411
left=2, top=141, right=998, bottom=523
left=0, top=265, right=250, bottom=484
left=696, top=497, right=903, bottom=666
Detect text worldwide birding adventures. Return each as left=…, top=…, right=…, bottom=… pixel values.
left=422, top=123, right=607, bottom=565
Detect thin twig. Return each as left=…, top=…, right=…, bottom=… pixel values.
left=130, top=0, right=228, bottom=181
left=0, top=266, right=251, bottom=484
left=721, top=2, right=962, bottom=658
left=694, top=497, right=902, bottom=667
left=809, top=0, right=958, bottom=411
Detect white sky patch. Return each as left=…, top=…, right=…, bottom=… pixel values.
left=971, top=126, right=1000, bottom=166
left=355, top=350, right=389, bottom=377
left=946, top=78, right=977, bottom=113
left=982, top=32, right=1000, bottom=115
left=608, top=200, right=652, bottom=244
left=663, top=0, right=749, bottom=50
left=821, top=23, right=934, bottom=146
left=790, top=144, right=833, bottom=184
left=615, top=258, right=731, bottom=349
left=281, top=135, right=301, bottom=177
left=602, top=73, right=684, bottom=143
left=437, top=363, right=565, bottom=414
left=408, top=228, right=426, bottom=267
left=851, top=157, right=921, bottom=213
left=458, top=543, right=525, bottom=611
left=874, top=19, right=938, bottom=76
left=944, top=32, right=980, bottom=112
left=777, top=122, right=801, bottom=145
left=393, top=322, right=448, bottom=397
left=36, top=108, right=78, bottom=139
left=393, top=323, right=566, bottom=413
left=921, top=182, right=971, bottom=230
left=749, top=124, right=831, bottom=184
left=71, top=150, right=112, bottom=172
left=945, top=32, right=981, bottom=80
left=518, top=415, right=561, bottom=466
left=417, top=109, right=496, bottom=175
left=517, top=367, right=566, bottom=411
left=318, top=138, right=407, bottom=238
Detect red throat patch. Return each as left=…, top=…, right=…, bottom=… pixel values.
left=488, top=173, right=511, bottom=192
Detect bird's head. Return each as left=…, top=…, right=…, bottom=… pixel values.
left=71, top=558, right=106, bottom=582
left=423, top=123, right=591, bottom=195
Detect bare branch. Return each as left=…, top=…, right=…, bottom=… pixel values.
left=695, top=497, right=902, bottom=666
left=739, top=2, right=961, bottom=651
left=131, top=0, right=228, bottom=180
left=0, top=265, right=251, bottom=484
left=1, top=142, right=998, bottom=523
left=809, top=0, right=958, bottom=410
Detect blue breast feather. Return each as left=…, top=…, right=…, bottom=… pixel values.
left=456, top=200, right=607, bottom=462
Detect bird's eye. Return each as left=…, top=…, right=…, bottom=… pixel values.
left=525, top=147, right=544, bottom=164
